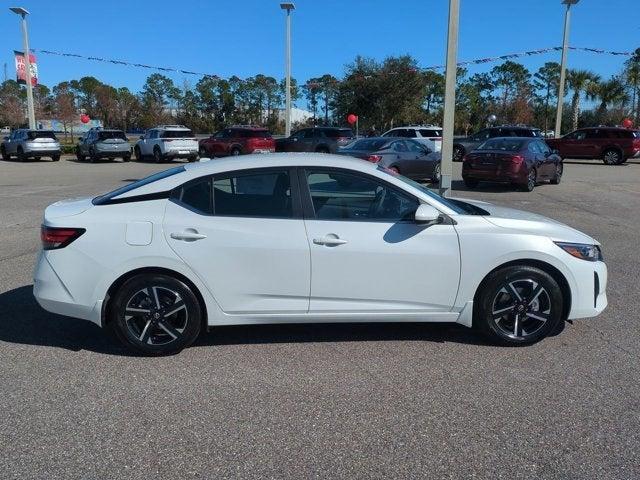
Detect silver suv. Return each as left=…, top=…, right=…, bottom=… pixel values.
left=134, top=125, right=199, bottom=163
left=382, top=125, right=442, bottom=152
left=1, top=129, right=61, bottom=162
left=76, top=127, right=132, bottom=163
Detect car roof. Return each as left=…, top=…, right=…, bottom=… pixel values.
left=483, top=136, right=537, bottom=141
left=228, top=125, right=269, bottom=130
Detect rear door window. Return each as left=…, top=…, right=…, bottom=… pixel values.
left=212, top=170, right=293, bottom=218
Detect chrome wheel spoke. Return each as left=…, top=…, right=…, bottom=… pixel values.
left=528, top=285, right=544, bottom=305
left=513, top=314, right=522, bottom=337
left=492, top=304, right=515, bottom=318
left=164, top=300, right=186, bottom=318
left=526, top=311, right=549, bottom=323
left=126, top=307, right=151, bottom=314
left=149, top=286, right=162, bottom=309
left=139, top=320, right=153, bottom=343
left=157, top=320, right=181, bottom=339
left=506, top=282, right=522, bottom=301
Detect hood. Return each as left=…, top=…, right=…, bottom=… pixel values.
left=44, top=197, right=93, bottom=220
left=455, top=198, right=598, bottom=245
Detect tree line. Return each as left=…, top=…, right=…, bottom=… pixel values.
left=1, top=48, right=639, bottom=136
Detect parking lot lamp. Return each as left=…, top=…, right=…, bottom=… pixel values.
left=280, top=3, right=295, bottom=137
left=554, top=0, right=579, bottom=138
left=10, top=6, right=36, bottom=129
left=439, top=0, right=460, bottom=196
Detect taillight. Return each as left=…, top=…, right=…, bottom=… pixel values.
left=41, top=226, right=85, bottom=250
left=366, top=155, right=382, bottom=163
left=510, top=155, right=524, bottom=164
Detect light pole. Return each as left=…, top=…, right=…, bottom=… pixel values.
left=280, top=3, right=295, bottom=137
left=10, top=7, right=36, bottom=130
left=554, top=0, right=579, bottom=139
left=439, top=0, right=460, bottom=197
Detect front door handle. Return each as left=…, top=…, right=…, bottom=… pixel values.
left=313, top=235, right=347, bottom=246
left=170, top=230, right=207, bottom=241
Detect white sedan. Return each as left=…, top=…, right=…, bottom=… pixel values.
left=34, top=154, right=607, bottom=355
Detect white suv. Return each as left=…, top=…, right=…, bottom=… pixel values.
left=134, top=125, right=199, bottom=163
left=382, top=125, right=442, bottom=152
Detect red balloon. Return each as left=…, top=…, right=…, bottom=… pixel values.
left=622, top=118, right=633, bottom=128
left=347, top=114, right=358, bottom=125
left=80, top=114, right=90, bottom=124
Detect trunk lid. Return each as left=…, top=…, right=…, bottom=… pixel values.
left=44, top=197, right=93, bottom=220
left=465, top=150, right=520, bottom=173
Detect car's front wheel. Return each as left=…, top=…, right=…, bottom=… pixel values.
left=603, top=148, right=623, bottom=165
left=134, top=147, right=144, bottom=162
left=110, top=273, right=202, bottom=355
left=431, top=162, right=441, bottom=183
left=475, top=265, right=563, bottom=345
left=153, top=147, right=164, bottom=163
left=1, top=146, right=9, bottom=161
left=550, top=163, right=563, bottom=184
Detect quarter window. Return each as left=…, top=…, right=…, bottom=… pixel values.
left=305, top=170, right=418, bottom=222
left=212, top=170, right=292, bottom=218
left=173, top=178, right=213, bottom=214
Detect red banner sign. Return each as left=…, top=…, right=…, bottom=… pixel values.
left=14, top=50, right=38, bottom=86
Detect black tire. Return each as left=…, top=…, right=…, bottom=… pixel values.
left=109, top=273, right=202, bottom=355
left=188, top=155, right=198, bottom=162
left=199, top=146, right=208, bottom=157
left=315, top=146, right=330, bottom=154
left=453, top=145, right=465, bottom=162
left=17, top=147, right=26, bottom=162
left=134, top=146, right=144, bottom=162
left=463, top=177, right=479, bottom=189
left=474, top=265, right=563, bottom=345
left=89, top=148, right=98, bottom=163
left=1, top=147, right=8, bottom=161
left=153, top=147, right=164, bottom=163
left=230, top=147, right=242, bottom=156
left=602, top=148, right=622, bottom=165
left=431, top=162, right=441, bottom=183
left=76, top=147, right=86, bottom=162
left=51, top=155, right=60, bottom=162
left=550, top=163, right=563, bottom=185
left=522, top=168, right=536, bottom=192
left=122, top=153, right=131, bottom=162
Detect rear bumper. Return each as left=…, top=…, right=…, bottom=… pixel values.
left=33, top=252, right=101, bottom=325
left=24, top=149, right=60, bottom=157
left=462, top=169, right=527, bottom=184
left=165, top=149, right=198, bottom=159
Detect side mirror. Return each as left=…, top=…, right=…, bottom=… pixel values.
left=415, top=204, right=441, bottom=224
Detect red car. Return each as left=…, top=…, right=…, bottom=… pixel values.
left=462, top=137, right=563, bottom=192
left=546, top=126, right=640, bottom=165
left=199, top=126, right=275, bottom=157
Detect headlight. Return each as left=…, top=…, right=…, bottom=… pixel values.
left=555, top=242, right=603, bottom=261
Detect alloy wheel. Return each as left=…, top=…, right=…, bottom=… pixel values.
left=603, top=150, right=620, bottom=165
left=124, top=286, right=188, bottom=346
left=491, top=279, right=551, bottom=340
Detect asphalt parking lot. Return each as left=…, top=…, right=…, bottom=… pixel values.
left=1, top=155, right=638, bottom=479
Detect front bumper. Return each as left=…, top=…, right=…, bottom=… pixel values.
left=567, top=260, right=608, bottom=319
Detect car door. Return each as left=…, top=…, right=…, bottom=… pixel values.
left=404, top=139, right=435, bottom=179
left=527, top=141, right=547, bottom=178
left=5, top=130, right=18, bottom=154
left=163, top=167, right=311, bottom=314
left=300, top=167, right=460, bottom=313
left=536, top=140, right=555, bottom=177
left=560, top=130, right=587, bottom=157
left=388, top=140, right=414, bottom=174
left=285, top=129, right=307, bottom=152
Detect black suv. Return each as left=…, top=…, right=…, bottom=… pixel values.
left=275, top=127, right=355, bottom=153
left=453, top=125, right=542, bottom=161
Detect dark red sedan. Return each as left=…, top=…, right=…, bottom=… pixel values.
left=462, top=137, right=563, bottom=192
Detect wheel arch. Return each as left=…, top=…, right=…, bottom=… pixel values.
left=602, top=145, right=624, bottom=157
left=473, top=259, right=572, bottom=322
left=102, top=266, right=208, bottom=329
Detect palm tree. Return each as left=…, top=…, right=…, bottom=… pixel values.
left=588, top=77, right=629, bottom=123
left=567, top=69, right=600, bottom=131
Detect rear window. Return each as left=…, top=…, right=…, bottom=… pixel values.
left=419, top=129, right=442, bottom=137
left=27, top=131, right=56, bottom=140
left=477, top=138, right=524, bottom=151
left=239, top=129, right=271, bottom=138
left=161, top=130, right=194, bottom=139
left=323, top=129, right=353, bottom=138
left=346, top=139, right=387, bottom=150
left=98, top=131, right=127, bottom=141
left=92, top=166, right=185, bottom=205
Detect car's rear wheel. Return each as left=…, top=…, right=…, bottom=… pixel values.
left=550, top=163, right=563, bottom=184
left=51, top=155, right=60, bottom=162
left=122, top=153, right=131, bottom=162
left=453, top=145, right=465, bottom=162
left=76, top=147, right=86, bottom=162
left=230, top=147, right=241, bottom=156
left=431, top=162, right=441, bottom=183
left=17, top=147, right=26, bottom=162
left=153, top=147, right=164, bottom=163
left=110, top=274, right=202, bottom=355
left=89, top=148, right=98, bottom=163
left=199, top=146, right=207, bottom=157
left=134, top=146, right=144, bottom=162
left=188, top=155, right=198, bottom=162
left=603, top=148, right=623, bottom=165
left=522, top=168, right=536, bottom=192
left=463, top=177, right=479, bottom=188
left=316, top=146, right=330, bottom=154
left=474, top=265, right=563, bottom=345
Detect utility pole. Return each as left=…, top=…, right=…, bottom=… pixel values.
left=10, top=7, right=36, bottom=129
left=280, top=3, right=295, bottom=137
left=439, top=0, right=460, bottom=197
left=555, top=0, right=580, bottom=138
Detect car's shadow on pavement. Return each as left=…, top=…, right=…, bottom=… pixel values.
left=0, top=285, right=565, bottom=355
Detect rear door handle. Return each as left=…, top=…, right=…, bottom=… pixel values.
left=313, top=235, right=347, bottom=246
left=170, top=230, right=207, bottom=241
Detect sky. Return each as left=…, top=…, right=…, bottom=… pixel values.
left=0, top=0, right=638, bottom=102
